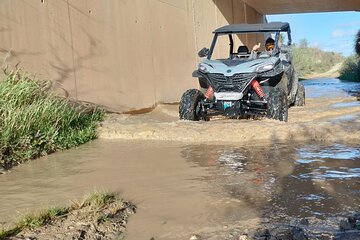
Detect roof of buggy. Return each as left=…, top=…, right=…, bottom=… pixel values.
left=214, top=22, right=290, bottom=34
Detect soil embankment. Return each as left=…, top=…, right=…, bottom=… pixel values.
left=0, top=192, right=136, bottom=240
left=303, top=62, right=342, bottom=79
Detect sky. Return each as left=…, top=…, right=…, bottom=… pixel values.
left=267, top=11, right=360, bottom=56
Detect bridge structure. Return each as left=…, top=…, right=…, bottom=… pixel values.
left=0, top=0, right=359, bottom=112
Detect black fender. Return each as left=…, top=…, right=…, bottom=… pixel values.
left=192, top=70, right=202, bottom=78
left=193, top=70, right=210, bottom=89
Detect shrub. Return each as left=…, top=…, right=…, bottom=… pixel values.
left=338, top=55, right=360, bottom=81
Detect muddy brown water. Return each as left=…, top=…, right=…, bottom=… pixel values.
left=98, top=79, right=360, bottom=143
left=0, top=78, right=360, bottom=239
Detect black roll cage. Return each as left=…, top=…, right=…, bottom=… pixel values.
left=207, top=30, right=292, bottom=60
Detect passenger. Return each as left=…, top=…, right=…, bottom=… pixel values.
left=250, top=37, right=275, bottom=59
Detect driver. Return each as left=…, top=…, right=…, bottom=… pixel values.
left=250, top=37, right=275, bottom=59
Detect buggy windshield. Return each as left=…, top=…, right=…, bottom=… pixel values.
left=207, top=22, right=291, bottom=60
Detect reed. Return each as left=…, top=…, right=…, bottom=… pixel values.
left=0, top=69, right=104, bottom=169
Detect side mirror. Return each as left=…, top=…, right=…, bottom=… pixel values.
left=198, top=47, right=209, bottom=58
left=280, top=45, right=291, bottom=54
left=279, top=45, right=292, bottom=63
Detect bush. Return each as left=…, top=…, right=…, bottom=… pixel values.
left=0, top=69, right=104, bottom=169
left=338, top=55, right=360, bottom=81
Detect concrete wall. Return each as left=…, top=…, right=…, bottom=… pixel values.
left=0, top=0, right=264, bottom=112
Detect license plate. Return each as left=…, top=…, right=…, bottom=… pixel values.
left=223, top=101, right=233, bottom=109
left=214, top=92, right=243, bottom=100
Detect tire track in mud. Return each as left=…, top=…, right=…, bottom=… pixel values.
left=98, top=97, right=360, bottom=143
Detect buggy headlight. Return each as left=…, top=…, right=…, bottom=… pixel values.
left=198, top=64, right=209, bottom=73
left=256, top=64, right=274, bottom=73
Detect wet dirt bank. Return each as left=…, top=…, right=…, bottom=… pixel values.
left=2, top=192, right=136, bottom=240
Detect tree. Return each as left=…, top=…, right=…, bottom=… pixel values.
left=355, top=30, right=360, bottom=56
left=299, top=38, right=309, bottom=48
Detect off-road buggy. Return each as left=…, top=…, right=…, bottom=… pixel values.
left=179, top=22, right=305, bottom=122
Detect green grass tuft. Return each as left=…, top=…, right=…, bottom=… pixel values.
left=86, top=191, right=116, bottom=208
left=0, top=206, right=68, bottom=239
left=71, top=191, right=117, bottom=210
left=16, top=207, right=68, bottom=229
left=0, top=227, right=18, bottom=239
left=0, top=69, right=104, bottom=169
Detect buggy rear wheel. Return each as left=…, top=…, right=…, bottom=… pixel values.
left=294, top=83, right=305, bottom=106
left=267, top=87, right=288, bottom=122
left=179, top=89, right=205, bottom=121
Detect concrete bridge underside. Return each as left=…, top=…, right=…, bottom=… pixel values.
left=245, top=0, right=360, bottom=14
left=0, top=0, right=359, bottom=112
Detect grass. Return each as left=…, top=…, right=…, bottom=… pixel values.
left=71, top=191, right=121, bottom=224
left=72, top=190, right=117, bottom=209
left=0, top=206, right=69, bottom=239
left=0, top=228, right=17, bottom=239
left=83, top=191, right=116, bottom=208
left=16, top=207, right=68, bottom=229
left=0, top=68, right=104, bottom=169
left=0, top=192, right=121, bottom=239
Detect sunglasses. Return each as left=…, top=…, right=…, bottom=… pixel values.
left=266, top=43, right=274, bottom=50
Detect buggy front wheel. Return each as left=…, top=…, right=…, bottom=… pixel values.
left=179, top=89, right=205, bottom=121
left=267, top=87, right=288, bottom=122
